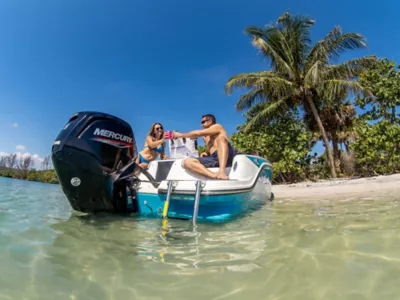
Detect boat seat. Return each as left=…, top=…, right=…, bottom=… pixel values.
left=154, top=160, right=175, bottom=182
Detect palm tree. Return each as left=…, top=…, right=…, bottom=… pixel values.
left=305, top=97, right=357, bottom=173
left=225, top=12, right=376, bottom=178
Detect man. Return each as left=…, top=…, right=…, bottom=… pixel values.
left=167, top=114, right=237, bottom=179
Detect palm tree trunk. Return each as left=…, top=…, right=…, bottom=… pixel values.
left=306, top=95, right=337, bottom=178
left=344, top=140, right=350, bottom=153
left=392, top=106, right=396, bottom=123
left=332, top=132, right=341, bottom=174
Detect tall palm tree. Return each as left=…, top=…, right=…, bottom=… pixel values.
left=225, top=12, right=376, bottom=178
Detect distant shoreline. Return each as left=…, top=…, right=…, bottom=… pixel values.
left=0, top=175, right=59, bottom=184
left=272, top=173, right=400, bottom=201
left=0, top=168, right=59, bottom=184
left=3, top=171, right=400, bottom=201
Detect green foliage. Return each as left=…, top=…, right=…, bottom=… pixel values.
left=351, top=120, right=400, bottom=175
left=41, top=170, right=59, bottom=184
left=357, top=58, right=400, bottom=123
left=225, top=12, right=376, bottom=132
left=0, top=167, right=16, bottom=178
left=231, top=112, right=315, bottom=183
left=225, top=11, right=377, bottom=179
left=197, top=145, right=208, bottom=155
left=0, top=168, right=59, bottom=184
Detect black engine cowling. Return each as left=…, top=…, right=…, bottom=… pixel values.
left=51, top=111, right=141, bottom=214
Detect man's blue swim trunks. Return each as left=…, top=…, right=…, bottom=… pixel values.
left=196, top=143, right=238, bottom=168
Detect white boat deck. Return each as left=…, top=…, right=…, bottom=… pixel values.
left=135, top=154, right=272, bottom=196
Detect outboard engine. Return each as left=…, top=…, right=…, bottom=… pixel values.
left=51, top=111, right=142, bottom=214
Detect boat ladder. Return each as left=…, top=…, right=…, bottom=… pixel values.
left=162, top=180, right=204, bottom=225
left=192, top=180, right=204, bottom=226
left=162, top=180, right=176, bottom=219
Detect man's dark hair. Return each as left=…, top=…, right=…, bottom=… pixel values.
left=202, top=114, right=216, bottom=124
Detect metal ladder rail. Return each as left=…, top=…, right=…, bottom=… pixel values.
left=192, top=180, right=203, bottom=226
left=162, top=180, right=203, bottom=225
left=162, top=180, right=175, bottom=218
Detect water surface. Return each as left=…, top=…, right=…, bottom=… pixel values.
left=1, top=177, right=400, bottom=299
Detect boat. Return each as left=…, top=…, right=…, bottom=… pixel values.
left=51, top=111, right=274, bottom=223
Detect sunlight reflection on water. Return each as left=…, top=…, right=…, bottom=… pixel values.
left=1, top=177, right=400, bottom=300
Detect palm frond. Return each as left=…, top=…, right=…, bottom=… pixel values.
left=235, top=88, right=267, bottom=111
left=225, top=72, right=269, bottom=94
left=242, top=97, right=289, bottom=132
left=225, top=71, right=295, bottom=100
left=322, top=56, right=378, bottom=80
left=304, top=61, right=326, bottom=86
left=307, top=27, right=340, bottom=62
left=326, top=32, right=367, bottom=60
left=306, top=26, right=368, bottom=70
left=245, top=26, right=294, bottom=76
left=319, top=79, right=369, bottom=101
left=277, top=12, right=315, bottom=74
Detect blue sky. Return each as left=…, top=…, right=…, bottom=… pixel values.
left=0, top=0, right=399, bottom=166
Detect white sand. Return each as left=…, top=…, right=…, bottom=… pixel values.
left=272, top=173, right=400, bottom=201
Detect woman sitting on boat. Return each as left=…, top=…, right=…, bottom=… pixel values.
left=136, top=122, right=168, bottom=169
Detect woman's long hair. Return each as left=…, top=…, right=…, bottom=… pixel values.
left=148, top=122, right=164, bottom=140
left=147, top=122, right=166, bottom=157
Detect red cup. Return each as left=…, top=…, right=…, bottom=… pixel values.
left=165, top=131, right=173, bottom=139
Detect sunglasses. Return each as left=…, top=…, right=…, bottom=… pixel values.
left=155, top=127, right=163, bottom=131
left=201, top=119, right=209, bottom=124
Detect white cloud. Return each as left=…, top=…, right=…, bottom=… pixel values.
left=16, top=151, right=32, bottom=159
left=32, top=154, right=44, bottom=163
left=16, top=145, right=26, bottom=151
left=11, top=122, right=18, bottom=128
left=17, top=152, right=44, bottom=169
left=0, top=151, right=45, bottom=169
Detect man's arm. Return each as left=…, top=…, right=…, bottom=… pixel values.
left=173, top=124, right=222, bottom=139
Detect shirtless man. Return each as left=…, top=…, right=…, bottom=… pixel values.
left=167, top=114, right=237, bottom=180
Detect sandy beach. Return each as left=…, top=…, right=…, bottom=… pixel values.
left=272, top=173, right=400, bottom=201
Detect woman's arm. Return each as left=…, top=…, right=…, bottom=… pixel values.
left=160, top=142, right=169, bottom=160
left=145, top=136, right=165, bottom=148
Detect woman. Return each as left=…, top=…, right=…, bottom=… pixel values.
left=136, top=122, right=168, bottom=169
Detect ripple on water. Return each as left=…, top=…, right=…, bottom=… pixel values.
left=1, top=177, right=400, bottom=299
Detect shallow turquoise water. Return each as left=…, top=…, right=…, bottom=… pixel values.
left=1, top=176, right=400, bottom=300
